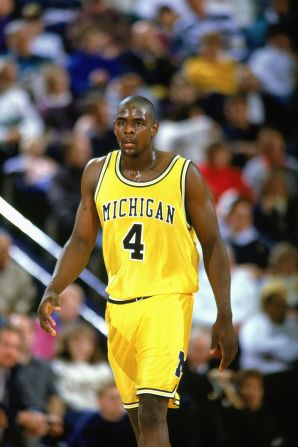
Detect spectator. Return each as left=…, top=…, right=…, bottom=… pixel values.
left=21, top=2, right=66, bottom=65
left=248, top=24, right=297, bottom=133
left=253, top=170, right=293, bottom=245
left=0, top=57, right=44, bottom=162
left=105, top=71, right=158, bottom=122
left=193, top=244, right=261, bottom=330
left=183, top=31, right=240, bottom=96
left=199, top=140, right=253, bottom=203
left=174, top=0, right=246, bottom=59
left=66, top=22, right=125, bottom=97
left=155, top=102, right=220, bottom=164
left=0, top=231, right=36, bottom=316
left=51, top=322, right=112, bottom=412
left=0, top=0, right=15, bottom=54
left=74, top=92, right=117, bottom=157
left=68, top=377, right=136, bottom=447
left=4, top=19, right=50, bottom=91
left=32, top=283, right=86, bottom=360
left=237, top=66, right=265, bottom=126
left=222, top=93, right=260, bottom=167
left=221, top=197, right=270, bottom=269
left=176, top=327, right=216, bottom=447
left=35, top=63, right=77, bottom=135
left=243, top=127, right=298, bottom=194
left=8, top=313, right=65, bottom=445
left=264, top=243, right=298, bottom=312
left=0, top=324, right=51, bottom=447
left=120, top=20, right=176, bottom=99
left=208, top=368, right=286, bottom=446
left=46, top=133, right=92, bottom=245
left=239, top=281, right=298, bottom=374
left=2, top=136, right=58, bottom=227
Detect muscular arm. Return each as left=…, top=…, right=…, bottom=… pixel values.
left=186, top=162, right=237, bottom=370
left=37, top=158, right=104, bottom=335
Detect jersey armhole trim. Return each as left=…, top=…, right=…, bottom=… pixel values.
left=181, top=159, right=192, bottom=230
left=94, top=152, right=112, bottom=203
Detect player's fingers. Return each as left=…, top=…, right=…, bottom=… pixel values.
left=210, top=333, right=218, bottom=352
left=219, top=341, right=237, bottom=371
left=40, top=317, right=57, bottom=336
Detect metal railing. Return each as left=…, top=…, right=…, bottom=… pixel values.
left=0, top=196, right=108, bottom=336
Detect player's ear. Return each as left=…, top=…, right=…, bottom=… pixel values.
left=151, top=121, right=159, bottom=137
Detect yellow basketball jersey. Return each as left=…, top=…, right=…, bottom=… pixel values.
left=94, top=150, right=199, bottom=300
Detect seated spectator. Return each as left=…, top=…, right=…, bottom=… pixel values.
left=74, top=92, right=117, bottom=157
left=199, top=140, right=254, bottom=203
left=208, top=368, right=286, bottom=446
left=239, top=281, right=298, bottom=374
left=0, top=57, right=44, bottom=162
left=46, top=133, right=92, bottom=245
left=253, top=170, right=293, bottom=245
left=51, top=322, right=112, bottom=412
left=120, top=20, right=177, bottom=99
left=183, top=31, right=240, bottom=96
left=105, top=71, right=159, bottom=122
left=0, top=231, right=36, bottom=316
left=193, top=244, right=261, bottom=330
left=237, top=66, right=265, bottom=126
left=264, top=243, right=298, bottom=312
left=0, top=0, right=15, bottom=54
left=0, top=323, right=54, bottom=447
left=35, top=63, right=77, bottom=135
left=174, top=0, right=246, bottom=59
left=2, top=136, right=58, bottom=227
left=154, top=102, right=220, bottom=164
left=4, top=19, right=50, bottom=92
left=153, top=5, right=182, bottom=63
left=21, top=2, right=66, bottom=65
left=177, top=327, right=216, bottom=447
left=221, top=197, right=270, bottom=269
left=243, top=127, right=298, bottom=195
left=8, top=313, right=65, bottom=445
left=162, top=72, right=200, bottom=118
left=66, top=22, right=125, bottom=97
left=222, top=93, right=260, bottom=167
left=68, top=377, right=136, bottom=447
left=249, top=24, right=296, bottom=102
left=32, top=283, right=85, bottom=360
left=248, top=24, right=297, bottom=133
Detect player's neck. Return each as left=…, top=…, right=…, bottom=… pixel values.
left=120, top=148, right=157, bottom=172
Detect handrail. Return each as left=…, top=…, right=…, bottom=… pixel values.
left=10, top=245, right=108, bottom=336
left=0, top=196, right=108, bottom=336
left=0, top=196, right=108, bottom=298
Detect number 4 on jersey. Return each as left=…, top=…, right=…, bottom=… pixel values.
left=123, top=223, right=145, bottom=260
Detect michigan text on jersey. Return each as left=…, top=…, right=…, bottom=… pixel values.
left=102, top=197, right=176, bottom=224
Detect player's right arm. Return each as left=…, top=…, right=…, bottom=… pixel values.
left=37, top=158, right=104, bottom=336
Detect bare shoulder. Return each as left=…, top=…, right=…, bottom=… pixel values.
left=185, top=161, right=209, bottom=203
left=155, top=149, right=180, bottom=170
left=82, top=156, right=107, bottom=194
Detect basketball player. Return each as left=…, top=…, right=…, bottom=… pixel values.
left=38, top=96, right=237, bottom=447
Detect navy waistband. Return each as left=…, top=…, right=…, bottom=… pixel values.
left=107, top=295, right=152, bottom=304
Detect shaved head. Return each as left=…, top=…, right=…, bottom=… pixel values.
left=118, top=96, right=156, bottom=122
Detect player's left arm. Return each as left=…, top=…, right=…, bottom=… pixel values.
left=185, top=162, right=238, bottom=370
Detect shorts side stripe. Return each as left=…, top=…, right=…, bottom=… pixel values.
left=123, top=401, right=139, bottom=410
left=136, top=386, right=177, bottom=398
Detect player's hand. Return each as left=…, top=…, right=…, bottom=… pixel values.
left=37, top=291, right=61, bottom=336
left=210, top=316, right=238, bottom=371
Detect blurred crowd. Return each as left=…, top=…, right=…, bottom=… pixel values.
left=0, top=0, right=298, bottom=446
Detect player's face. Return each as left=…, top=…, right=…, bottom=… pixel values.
left=114, top=105, right=158, bottom=157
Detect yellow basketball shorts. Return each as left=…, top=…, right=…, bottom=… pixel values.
left=105, top=293, right=194, bottom=410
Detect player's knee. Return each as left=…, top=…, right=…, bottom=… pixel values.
left=138, top=395, right=168, bottom=431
